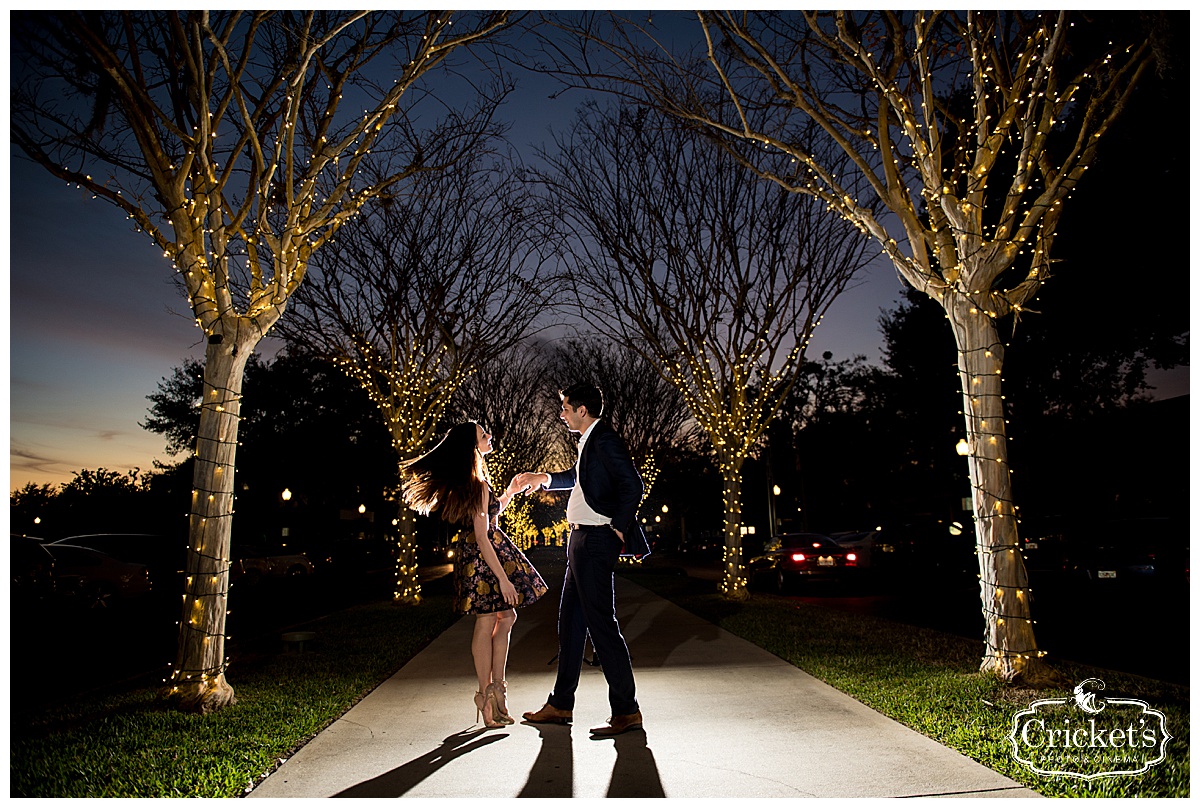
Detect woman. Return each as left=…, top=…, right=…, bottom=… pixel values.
left=401, top=421, right=548, bottom=728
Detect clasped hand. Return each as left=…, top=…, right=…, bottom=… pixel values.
left=506, top=472, right=543, bottom=497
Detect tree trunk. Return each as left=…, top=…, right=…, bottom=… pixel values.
left=168, top=330, right=256, bottom=713
left=394, top=504, right=422, bottom=603
left=719, top=458, right=749, bottom=601
left=947, top=297, right=1061, bottom=686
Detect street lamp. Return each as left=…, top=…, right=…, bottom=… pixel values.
left=280, top=488, right=293, bottom=540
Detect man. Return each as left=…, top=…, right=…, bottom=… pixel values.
left=511, top=382, right=650, bottom=737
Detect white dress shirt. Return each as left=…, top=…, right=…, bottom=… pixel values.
left=565, top=421, right=610, bottom=526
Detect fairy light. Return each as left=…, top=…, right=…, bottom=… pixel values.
left=20, top=12, right=518, bottom=705
left=668, top=9, right=1147, bottom=676
left=333, top=339, right=482, bottom=603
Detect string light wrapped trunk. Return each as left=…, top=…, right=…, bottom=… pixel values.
left=392, top=502, right=422, bottom=603
left=171, top=329, right=255, bottom=711
left=948, top=295, right=1041, bottom=680
left=719, top=462, right=747, bottom=600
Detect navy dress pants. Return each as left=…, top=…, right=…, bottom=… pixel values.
left=547, top=525, right=638, bottom=716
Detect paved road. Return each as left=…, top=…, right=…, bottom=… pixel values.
left=249, top=559, right=1036, bottom=799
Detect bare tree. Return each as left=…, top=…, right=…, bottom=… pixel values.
left=447, top=340, right=566, bottom=548
left=279, top=153, right=552, bottom=601
left=451, top=340, right=566, bottom=480
left=534, top=10, right=1159, bottom=683
left=11, top=10, right=515, bottom=712
left=535, top=103, right=876, bottom=599
left=545, top=335, right=695, bottom=498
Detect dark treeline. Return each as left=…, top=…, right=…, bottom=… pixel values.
left=14, top=283, right=1186, bottom=567
left=11, top=350, right=398, bottom=563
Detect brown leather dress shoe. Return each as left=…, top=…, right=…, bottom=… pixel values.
left=590, top=711, right=643, bottom=737
left=522, top=703, right=573, bottom=725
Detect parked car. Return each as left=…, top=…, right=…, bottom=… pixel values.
left=827, top=529, right=892, bottom=569
left=52, top=533, right=186, bottom=597
left=11, top=534, right=56, bottom=603
left=1060, top=517, right=1188, bottom=585
left=232, top=544, right=316, bottom=586
left=1011, top=514, right=1072, bottom=576
left=749, top=532, right=860, bottom=592
left=44, top=543, right=152, bottom=609
left=868, top=516, right=978, bottom=578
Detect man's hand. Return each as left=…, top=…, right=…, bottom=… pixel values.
left=505, top=474, right=530, bottom=497
left=511, top=472, right=548, bottom=494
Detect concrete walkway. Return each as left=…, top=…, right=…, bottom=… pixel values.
left=249, top=560, right=1037, bottom=799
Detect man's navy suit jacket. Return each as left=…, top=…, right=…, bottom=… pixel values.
left=545, top=420, right=651, bottom=559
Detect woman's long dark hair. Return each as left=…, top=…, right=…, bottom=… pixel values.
left=401, top=421, right=490, bottom=526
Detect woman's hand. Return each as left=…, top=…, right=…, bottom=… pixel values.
left=500, top=578, right=518, bottom=606
left=509, top=472, right=547, bottom=496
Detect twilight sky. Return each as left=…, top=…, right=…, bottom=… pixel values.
left=6, top=14, right=1190, bottom=493
left=6, top=149, right=911, bottom=492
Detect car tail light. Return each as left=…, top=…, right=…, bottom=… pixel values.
left=846, top=553, right=857, bottom=563
left=791, top=553, right=806, bottom=562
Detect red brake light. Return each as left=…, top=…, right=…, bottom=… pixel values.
left=846, top=553, right=857, bottom=562
left=791, top=553, right=806, bottom=562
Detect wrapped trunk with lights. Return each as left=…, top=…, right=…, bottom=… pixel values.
left=948, top=295, right=1044, bottom=683
left=170, top=324, right=259, bottom=713
left=719, top=462, right=748, bottom=600
left=392, top=502, right=422, bottom=604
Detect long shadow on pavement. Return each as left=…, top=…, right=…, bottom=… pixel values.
left=604, top=729, right=666, bottom=798
left=333, top=729, right=509, bottom=798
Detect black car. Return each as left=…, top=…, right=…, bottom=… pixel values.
left=231, top=544, right=316, bottom=587
left=749, top=532, right=861, bottom=592
left=52, top=533, right=186, bottom=595
left=43, top=543, right=153, bottom=609
left=1060, top=517, right=1188, bottom=585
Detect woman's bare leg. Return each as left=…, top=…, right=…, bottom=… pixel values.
left=472, top=614, right=499, bottom=694
left=491, top=609, right=517, bottom=684
left=488, top=609, right=517, bottom=718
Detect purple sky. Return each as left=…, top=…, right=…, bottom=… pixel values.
left=7, top=147, right=921, bottom=492
left=6, top=18, right=1189, bottom=493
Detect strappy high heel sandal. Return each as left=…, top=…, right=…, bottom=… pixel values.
left=474, top=690, right=504, bottom=728
left=487, top=680, right=515, bottom=725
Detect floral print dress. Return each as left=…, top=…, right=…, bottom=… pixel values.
left=452, top=487, right=548, bottom=615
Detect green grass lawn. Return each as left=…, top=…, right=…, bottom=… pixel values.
left=620, top=564, right=1190, bottom=799
left=11, top=558, right=1189, bottom=798
left=10, top=594, right=459, bottom=798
